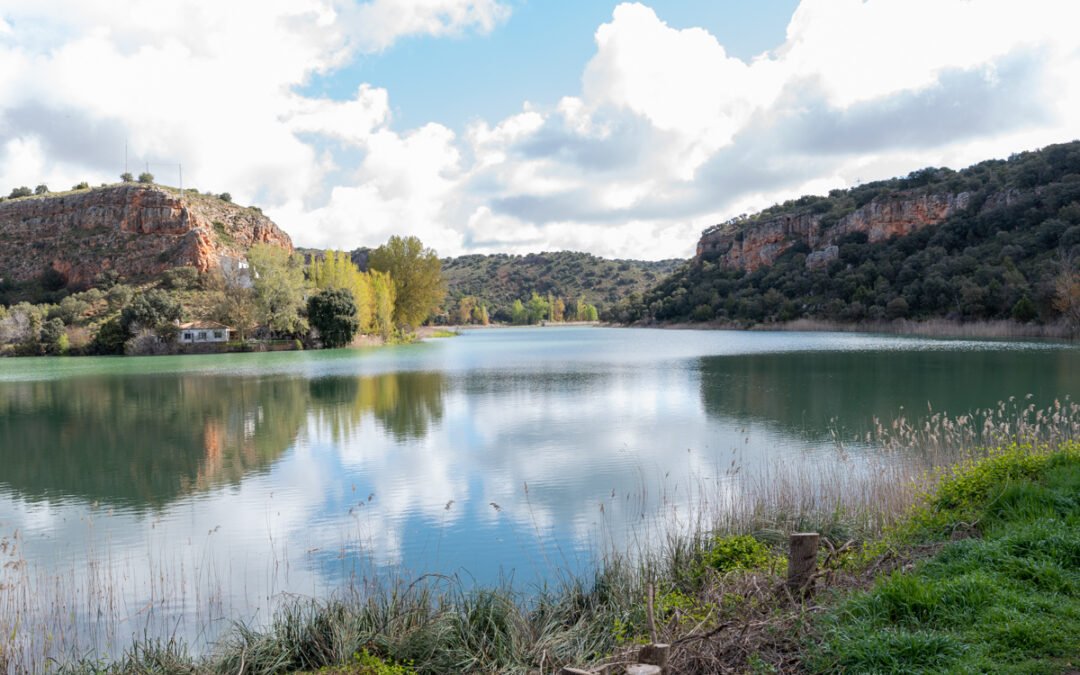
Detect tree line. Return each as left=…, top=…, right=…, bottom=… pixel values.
left=0, top=235, right=446, bottom=356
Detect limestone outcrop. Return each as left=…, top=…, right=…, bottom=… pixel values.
left=0, top=185, right=292, bottom=287
left=696, top=190, right=973, bottom=272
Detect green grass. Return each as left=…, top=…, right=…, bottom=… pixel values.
left=809, top=444, right=1080, bottom=674
left=425, top=329, right=458, bottom=338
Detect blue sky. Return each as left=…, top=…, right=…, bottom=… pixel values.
left=1, top=1, right=1078, bottom=258
left=301, top=1, right=799, bottom=132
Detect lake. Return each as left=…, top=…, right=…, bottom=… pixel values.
left=0, top=326, right=1077, bottom=659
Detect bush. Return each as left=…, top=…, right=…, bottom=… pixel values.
left=886, top=296, right=909, bottom=319
left=218, top=192, right=232, bottom=202
left=120, top=289, right=181, bottom=331
left=39, top=318, right=67, bottom=355
left=72, top=181, right=90, bottom=190
left=138, top=172, right=154, bottom=184
left=8, top=186, right=31, bottom=199
left=695, top=534, right=782, bottom=582
left=120, top=172, right=134, bottom=182
left=1011, top=296, right=1037, bottom=322
left=34, top=184, right=48, bottom=195
left=160, top=266, right=200, bottom=291
left=90, top=318, right=129, bottom=355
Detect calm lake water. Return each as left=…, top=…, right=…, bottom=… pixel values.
left=0, top=326, right=1077, bottom=657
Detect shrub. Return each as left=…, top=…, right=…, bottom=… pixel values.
left=218, top=192, right=232, bottom=202
left=34, top=184, right=48, bottom=195
left=72, top=181, right=90, bottom=190
left=160, top=266, right=199, bottom=291
left=39, top=318, right=67, bottom=355
left=8, top=186, right=31, bottom=199
left=90, top=318, right=129, bottom=355
left=695, top=534, right=782, bottom=582
left=138, top=172, right=154, bottom=184
left=120, top=172, right=134, bottom=182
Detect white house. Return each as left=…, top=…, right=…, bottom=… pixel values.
left=178, top=321, right=231, bottom=344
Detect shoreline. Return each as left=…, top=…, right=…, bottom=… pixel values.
left=641, top=316, right=1076, bottom=341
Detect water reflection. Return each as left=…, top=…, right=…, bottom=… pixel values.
left=698, top=348, right=1080, bottom=438
left=0, top=375, right=306, bottom=506
left=0, top=370, right=448, bottom=509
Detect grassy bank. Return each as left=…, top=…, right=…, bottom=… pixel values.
left=6, top=404, right=1079, bottom=673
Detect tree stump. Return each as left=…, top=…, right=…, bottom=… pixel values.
left=625, top=665, right=662, bottom=675
left=638, top=643, right=670, bottom=674
left=786, top=532, right=820, bottom=598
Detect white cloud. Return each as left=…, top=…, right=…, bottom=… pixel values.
left=1, top=0, right=1078, bottom=259
left=344, top=0, right=510, bottom=52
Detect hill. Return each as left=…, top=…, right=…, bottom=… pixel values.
left=439, top=251, right=681, bottom=321
left=624, top=140, right=1080, bottom=327
left=0, top=183, right=292, bottom=300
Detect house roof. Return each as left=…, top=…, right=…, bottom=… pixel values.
left=179, top=321, right=231, bottom=330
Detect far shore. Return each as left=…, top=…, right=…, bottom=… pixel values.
left=641, top=316, right=1076, bottom=341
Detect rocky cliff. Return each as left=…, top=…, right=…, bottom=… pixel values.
left=0, top=184, right=292, bottom=287
left=696, top=190, right=976, bottom=272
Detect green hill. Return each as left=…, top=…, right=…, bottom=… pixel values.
left=440, top=251, right=681, bottom=322
left=619, top=140, right=1080, bottom=328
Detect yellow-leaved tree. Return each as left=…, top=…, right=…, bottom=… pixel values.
left=309, top=250, right=374, bottom=332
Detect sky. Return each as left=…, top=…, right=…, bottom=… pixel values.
left=1, top=1, right=1079, bottom=260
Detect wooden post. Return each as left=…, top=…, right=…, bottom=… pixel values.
left=638, top=643, right=670, bottom=674
left=787, top=532, right=820, bottom=598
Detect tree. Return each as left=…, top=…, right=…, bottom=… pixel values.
left=138, top=172, right=154, bottom=184
left=218, top=192, right=232, bottom=202
left=368, top=235, right=446, bottom=329
left=210, top=286, right=257, bottom=340
left=1053, top=268, right=1080, bottom=330
left=552, top=297, right=566, bottom=322
left=72, top=181, right=90, bottom=190
left=90, top=318, right=129, bottom=355
left=473, top=303, right=489, bottom=326
left=457, top=296, right=477, bottom=325
left=308, top=288, right=360, bottom=348
left=120, top=289, right=182, bottom=332
left=40, top=318, right=68, bottom=355
left=34, top=184, right=48, bottom=195
left=510, top=299, right=528, bottom=325
left=309, top=250, right=372, bottom=331
left=8, top=186, right=31, bottom=199
left=248, top=243, right=306, bottom=335
left=526, top=292, right=549, bottom=324
left=369, top=269, right=396, bottom=339
left=120, top=172, right=134, bottom=182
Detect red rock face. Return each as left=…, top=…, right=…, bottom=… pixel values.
left=696, top=190, right=972, bottom=272
left=0, top=185, right=293, bottom=287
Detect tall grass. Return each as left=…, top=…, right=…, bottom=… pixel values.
left=2, top=399, right=1078, bottom=673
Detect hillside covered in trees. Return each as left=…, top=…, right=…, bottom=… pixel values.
left=439, top=251, right=680, bottom=322
left=616, top=141, right=1080, bottom=328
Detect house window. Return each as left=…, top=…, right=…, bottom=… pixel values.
left=198, top=331, right=207, bottom=340
left=183, top=332, right=193, bottom=341
left=213, top=331, right=223, bottom=339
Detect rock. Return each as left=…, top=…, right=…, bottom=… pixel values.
left=0, top=185, right=292, bottom=287
left=805, top=245, right=839, bottom=270
left=696, top=189, right=973, bottom=273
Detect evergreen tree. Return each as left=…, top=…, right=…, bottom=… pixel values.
left=308, top=288, right=360, bottom=349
